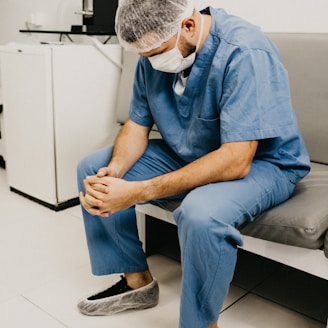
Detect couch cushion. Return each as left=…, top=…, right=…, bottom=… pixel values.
left=240, top=162, right=328, bottom=249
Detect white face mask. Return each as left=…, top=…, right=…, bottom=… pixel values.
left=148, top=14, right=204, bottom=73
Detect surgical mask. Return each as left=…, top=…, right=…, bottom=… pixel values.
left=149, top=14, right=204, bottom=73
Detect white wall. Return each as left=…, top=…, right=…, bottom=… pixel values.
left=1, top=0, right=328, bottom=47
left=197, top=0, right=328, bottom=33
left=0, top=0, right=81, bottom=45
left=0, top=0, right=328, bottom=85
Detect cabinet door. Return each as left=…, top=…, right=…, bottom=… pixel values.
left=0, top=46, right=57, bottom=204
left=52, top=44, right=122, bottom=202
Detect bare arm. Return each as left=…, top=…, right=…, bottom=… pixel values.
left=140, top=140, right=258, bottom=202
left=99, top=118, right=151, bottom=178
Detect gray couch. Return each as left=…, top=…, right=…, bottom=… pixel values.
left=115, top=33, right=328, bottom=280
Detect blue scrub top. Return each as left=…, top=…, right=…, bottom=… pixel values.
left=129, top=7, right=310, bottom=184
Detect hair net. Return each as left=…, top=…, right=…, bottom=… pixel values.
left=115, top=0, right=195, bottom=53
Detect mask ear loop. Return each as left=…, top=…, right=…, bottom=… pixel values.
left=195, top=14, right=204, bottom=53
left=174, top=26, right=182, bottom=48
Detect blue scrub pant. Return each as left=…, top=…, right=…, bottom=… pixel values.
left=77, top=139, right=295, bottom=328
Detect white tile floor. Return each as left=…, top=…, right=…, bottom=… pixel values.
left=0, top=167, right=326, bottom=328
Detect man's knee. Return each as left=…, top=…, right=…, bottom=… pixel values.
left=77, top=155, right=97, bottom=179
left=77, top=147, right=114, bottom=180
left=174, top=186, right=232, bottom=224
left=173, top=187, right=244, bottom=246
left=76, top=147, right=113, bottom=195
left=174, top=191, right=219, bottom=238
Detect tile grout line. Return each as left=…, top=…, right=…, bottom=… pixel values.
left=220, top=289, right=252, bottom=315
left=221, top=266, right=283, bottom=315
left=21, top=295, right=69, bottom=328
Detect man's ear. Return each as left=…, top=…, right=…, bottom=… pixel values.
left=182, top=17, right=196, bottom=35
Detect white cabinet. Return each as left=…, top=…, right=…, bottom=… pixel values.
left=0, top=88, right=5, bottom=167
left=0, top=43, right=122, bottom=210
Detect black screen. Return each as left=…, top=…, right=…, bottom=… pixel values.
left=84, top=0, right=119, bottom=34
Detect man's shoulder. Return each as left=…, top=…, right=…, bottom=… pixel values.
left=208, top=6, right=271, bottom=52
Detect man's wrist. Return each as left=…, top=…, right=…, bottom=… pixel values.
left=138, top=179, right=155, bottom=204
left=106, top=164, right=124, bottom=178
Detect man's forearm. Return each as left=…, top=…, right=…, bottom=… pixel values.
left=139, top=140, right=258, bottom=203
left=108, top=119, right=151, bottom=178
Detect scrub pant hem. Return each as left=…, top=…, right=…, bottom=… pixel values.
left=90, top=264, right=150, bottom=277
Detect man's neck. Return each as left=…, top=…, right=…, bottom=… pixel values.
left=197, top=13, right=212, bottom=54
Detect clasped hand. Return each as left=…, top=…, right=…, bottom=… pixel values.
left=79, top=167, right=139, bottom=217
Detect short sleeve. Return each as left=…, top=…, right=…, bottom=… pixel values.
left=219, top=48, right=295, bottom=143
left=129, top=57, right=154, bottom=127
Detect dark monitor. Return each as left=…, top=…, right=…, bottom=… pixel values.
left=82, top=0, right=119, bottom=35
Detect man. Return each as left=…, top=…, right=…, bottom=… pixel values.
left=77, top=0, right=310, bottom=327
